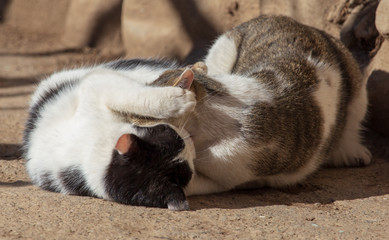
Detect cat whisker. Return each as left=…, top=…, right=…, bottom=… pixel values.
left=182, top=135, right=192, bottom=140
left=192, top=155, right=210, bottom=162
left=178, top=115, right=190, bottom=134
left=198, top=93, right=216, bottom=104
left=195, top=147, right=212, bottom=155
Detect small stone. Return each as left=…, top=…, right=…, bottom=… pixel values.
left=312, top=223, right=319, bottom=227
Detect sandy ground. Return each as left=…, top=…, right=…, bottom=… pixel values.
left=0, top=52, right=388, bottom=240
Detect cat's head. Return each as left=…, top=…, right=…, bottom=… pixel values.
left=105, top=124, right=195, bottom=211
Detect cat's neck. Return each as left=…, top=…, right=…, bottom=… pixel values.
left=191, top=73, right=229, bottom=101
left=186, top=74, right=241, bottom=150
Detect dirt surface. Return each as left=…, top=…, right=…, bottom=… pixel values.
left=1, top=1, right=389, bottom=239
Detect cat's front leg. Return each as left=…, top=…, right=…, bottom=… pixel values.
left=145, top=86, right=196, bottom=119
left=81, top=69, right=196, bottom=119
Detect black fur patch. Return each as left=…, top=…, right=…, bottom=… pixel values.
left=60, top=167, right=94, bottom=196
left=39, top=172, right=59, bottom=193
left=105, top=59, right=177, bottom=70
left=105, top=124, right=193, bottom=209
left=23, top=80, right=79, bottom=160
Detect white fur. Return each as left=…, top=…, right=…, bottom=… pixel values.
left=205, top=35, right=238, bottom=75
left=30, top=68, right=92, bottom=106
left=311, top=61, right=342, bottom=145
left=329, top=79, right=372, bottom=166
left=26, top=64, right=196, bottom=199
left=80, top=69, right=196, bottom=119
left=209, top=73, right=274, bottom=104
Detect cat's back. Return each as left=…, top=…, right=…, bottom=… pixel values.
left=230, top=16, right=361, bottom=90
left=228, top=15, right=363, bottom=121
left=231, top=16, right=338, bottom=69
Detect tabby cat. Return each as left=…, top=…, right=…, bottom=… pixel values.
left=146, top=15, right=371, bottom=195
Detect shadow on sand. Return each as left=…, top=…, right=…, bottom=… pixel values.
left=0, top=144, right=23, bottom=160
left=188, top=157, right=389, bottom=210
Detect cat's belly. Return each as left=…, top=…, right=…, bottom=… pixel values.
left=193, top=137, right=258, bottom=190
left=190, top=135, right=323, bottom=195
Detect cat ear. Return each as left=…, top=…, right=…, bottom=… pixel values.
left=115, top=134, right=137, bottom=154
left=173, top=69, right=194, bottom=90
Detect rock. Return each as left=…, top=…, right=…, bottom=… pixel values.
left=0, top=0, right=123, bottom=56
left=375, top=0, right=389, bottom=40
left=366, top=40, right=389, bottom=137
left=121, top=0, right=193, bottom=61
left=0, top=0, right=69, bottom=54
left=340, top=1, right=381, bottom=65
left=121, top=0, right=347, bottom=62
left=121, top=0, right=261, bottom=62
left=61, top=0, right=123, bottom=52
left=258, top=0, right=341, bottom=37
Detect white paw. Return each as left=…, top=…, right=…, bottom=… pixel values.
left=328, top=144, right=372, bottom=167
left=160, top=88, right=196, bottom=118
left=352, top=146, right=372, bottom=166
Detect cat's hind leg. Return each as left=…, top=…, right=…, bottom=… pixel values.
left=327, top=86, right=372, bottom=167
left=205, top=32, right=240, bottom=75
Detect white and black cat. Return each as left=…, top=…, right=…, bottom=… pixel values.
left=23, top=59, right=196, bottom=210
left=24, top=15, right=371, bottom=210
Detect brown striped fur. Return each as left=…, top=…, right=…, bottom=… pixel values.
left=135, top=16, right=371, bottom=195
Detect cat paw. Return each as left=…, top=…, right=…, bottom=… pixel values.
left=160, top=88, right=196, bottom=118
left=328, top=145, right=372, bottom=167
left=350, top=146, right=372, bottom=167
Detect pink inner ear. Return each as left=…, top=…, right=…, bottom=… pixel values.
left=115, top=134, right=133, bottom=154
left=175, top=69, right=194, bottom=89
